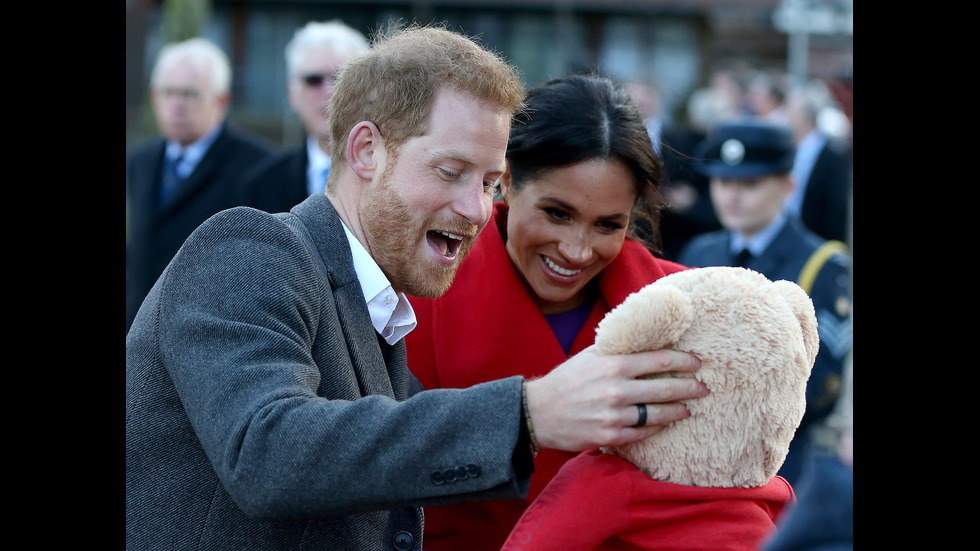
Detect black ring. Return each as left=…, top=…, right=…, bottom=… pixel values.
left=632, top=404, right=647, bottom=428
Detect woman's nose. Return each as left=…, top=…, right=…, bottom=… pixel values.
left=557, top=228, right=593, bottom=263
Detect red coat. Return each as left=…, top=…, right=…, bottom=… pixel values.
left=407, top=203, right=686, bottom=551
left=502, top=449, right=795, bottom=551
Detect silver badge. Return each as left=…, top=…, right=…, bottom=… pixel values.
left=720, top=139, right=745, bottom=165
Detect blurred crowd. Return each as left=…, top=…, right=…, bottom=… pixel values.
left=625, top=63, right=852, bottom=262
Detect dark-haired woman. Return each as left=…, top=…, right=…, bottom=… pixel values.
left=406, top=74, right=688, bottom=551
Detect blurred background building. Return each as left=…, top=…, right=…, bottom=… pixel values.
left=125, top=0, right=853, bottom=154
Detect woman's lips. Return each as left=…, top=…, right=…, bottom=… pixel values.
left=541, top=255, right=584, bottom=280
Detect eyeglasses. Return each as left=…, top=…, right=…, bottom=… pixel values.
left=301, top=73, right=336, bottom=87
left=154, top=87, right=203, bottom=101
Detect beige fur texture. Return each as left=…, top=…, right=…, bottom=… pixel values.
left=596, top=266, right=818, bottom=488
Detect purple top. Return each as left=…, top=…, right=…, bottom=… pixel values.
left=544, top=299, right=596, bottom=355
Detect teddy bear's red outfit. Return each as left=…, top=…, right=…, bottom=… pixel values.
left=501, top=448, right=794, bottom=551
left=406, top=203, right=686, bottom=551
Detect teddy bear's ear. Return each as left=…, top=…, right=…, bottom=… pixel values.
left=595, top=284, right=693, bottom=355
left=772, top=280, right=820, bottom=366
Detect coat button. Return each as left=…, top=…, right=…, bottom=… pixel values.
left=392, top=531, right=414, bottom=550
left=430, top=471, right=444, bottom=485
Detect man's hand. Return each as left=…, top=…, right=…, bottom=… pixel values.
left=525, top=345, right=707, bottom=452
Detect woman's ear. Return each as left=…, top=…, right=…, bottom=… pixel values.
left=346, top=121, right=383, bottom=180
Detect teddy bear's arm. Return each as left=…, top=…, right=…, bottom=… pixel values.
left=595, top=285, right=693, bottom=355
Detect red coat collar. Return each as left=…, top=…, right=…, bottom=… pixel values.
left=407, top=202, right=686, bottom=390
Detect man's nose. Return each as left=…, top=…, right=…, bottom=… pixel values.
left=451, top=178, right=492, bottom=226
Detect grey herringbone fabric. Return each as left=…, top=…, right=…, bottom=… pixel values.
left=126, top=194, right=530, bottom=550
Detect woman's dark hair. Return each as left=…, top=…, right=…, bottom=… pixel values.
left=506, top=73, right=665, bottom=254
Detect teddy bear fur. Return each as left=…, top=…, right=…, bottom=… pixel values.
left=596, top=266, right=819, bottom=488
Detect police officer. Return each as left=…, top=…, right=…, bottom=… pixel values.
left=679, top=119, right=851, bottom=486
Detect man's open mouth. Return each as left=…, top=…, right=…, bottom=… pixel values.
left=427, top=230, right=464, bottom=259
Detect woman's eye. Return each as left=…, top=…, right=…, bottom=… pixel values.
left=543, top=207, right=569, bottom=221
left=597, top=220, right=625, bottom=232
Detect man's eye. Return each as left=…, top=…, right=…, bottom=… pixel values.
left=161, top=88, right=200, bottom=100
left=438, top=167, right=460, bottom=179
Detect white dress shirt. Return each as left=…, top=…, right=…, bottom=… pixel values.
left=340, top=221, right=417, bottom=345
left=165, top=122, right=222, bottom=179
left=306, top=137, right=332, bottom=196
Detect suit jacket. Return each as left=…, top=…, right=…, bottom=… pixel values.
left=799, top=141, right=851, bottom=243
left=502, top=449, right=793, bottom=551
left=126, top=194, right=533, bottom=551
left=406, top=202, right=687, bottom=551
left=678, top=217, right=851, bottom=485
left=126, top=124, right=275, bottom=331
left=238, top=145, right=311, bottom=214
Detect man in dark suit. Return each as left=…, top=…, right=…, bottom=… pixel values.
left=126, top=37, right=274, bottom=331
left=784, top=84, right=852, bottom=243
left=679, top=120, right=851, bottom=487
left=239, top=21, right=368, bottom=214
left=126, top=25, right=709, bottom=551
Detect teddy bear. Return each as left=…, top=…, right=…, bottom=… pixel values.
left=501, top=266, right=819, bottom=551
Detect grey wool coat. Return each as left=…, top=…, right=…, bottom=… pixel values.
left=126, top=193, right=533, bottom=550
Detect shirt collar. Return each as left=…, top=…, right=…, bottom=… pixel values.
left=339, top=220, right=417, bottom=344
left=166, top=122, right=222, bottom=174
left=730, top=213, right=787, bottom=256
left=307, top=137, right=331, bottom=196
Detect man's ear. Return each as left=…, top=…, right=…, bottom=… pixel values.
left=346, top=121, right=383, bottom=180
left=215, top=92, right=232, bottom=117
left=781, top=173, right=796, bottom=197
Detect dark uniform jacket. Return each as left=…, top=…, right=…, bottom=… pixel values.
left=679, top=217, right=851, bottom=485
left=126, top=194, right=533, bottom=550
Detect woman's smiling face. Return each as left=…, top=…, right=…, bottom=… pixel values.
left=501, top=158, right=637, bottom=314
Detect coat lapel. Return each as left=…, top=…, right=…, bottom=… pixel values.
left=153, top=127, right=230, bottom=220
left=129, top=141, right=166, bottom=233
left=290, top=194, right=399, bottom=399
left=754, top=222, right=796, bottom=276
